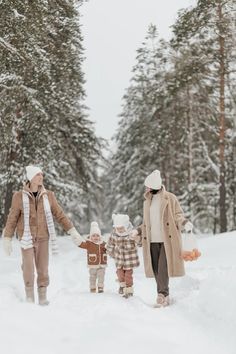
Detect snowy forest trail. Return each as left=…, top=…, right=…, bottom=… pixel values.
left=0, top=233, right=235, bottom=354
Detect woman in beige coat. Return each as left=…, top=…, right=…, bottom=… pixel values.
left=3, top=165, right=82, bottom=305
left=134, top=170, right=193, bottom=307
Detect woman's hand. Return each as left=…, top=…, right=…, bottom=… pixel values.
left=3, top=237, right=12, bottom=256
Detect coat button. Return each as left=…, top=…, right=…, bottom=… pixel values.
left=144, top=237, right=147, bottom=240
left=167, top=222, right=169, bottom=226
left=169, top=235, right=171, bottom=238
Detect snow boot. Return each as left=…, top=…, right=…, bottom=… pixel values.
left=98, top=287, right=104, bottom=293
left=38, top=287, right=49, bottom=306
left=90, top=288, right=96, bottom=293
left=25, top=286, right=35, bottom=303
left=123, top=286, right=133, bottom=299
left=118, top=282, right=126, bottom=295
left=156, top=294, right=169, bottom=308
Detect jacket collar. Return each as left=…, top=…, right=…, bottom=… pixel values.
left=144, top=185, right=168, bottom=201
left=22, top=183, right=47, bottom=199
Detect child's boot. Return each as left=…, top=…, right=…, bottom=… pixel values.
left=118, top=282, right=126, bottom=295
left=98, top=287, right=104, bottom=293
left=123, top=286, right=133, bottom=299
left=90, top=288, right=96, bottom=293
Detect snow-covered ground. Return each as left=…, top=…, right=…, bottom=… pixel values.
left=0, top=232, right=235, bottom=354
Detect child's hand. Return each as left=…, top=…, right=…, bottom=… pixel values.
left=129, top=229, right=141, bottom=243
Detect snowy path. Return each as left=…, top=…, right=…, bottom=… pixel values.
left=0, top=233, right=235, bottom=354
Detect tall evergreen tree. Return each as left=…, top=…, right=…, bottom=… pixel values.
left=103, top=1, right=236, bottom=234
left=172, top=0, right=236, bottom=232
left=0, top=0, right=102, bottom=232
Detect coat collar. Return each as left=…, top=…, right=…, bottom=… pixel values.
left=144, top=185, right=168, bottom=201
left=22, top=183, right=47, bottom=199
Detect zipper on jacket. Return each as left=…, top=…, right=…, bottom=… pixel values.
left=98, top=244, right=101, bottom=264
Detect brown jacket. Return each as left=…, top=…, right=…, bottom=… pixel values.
left=141, top=186, right=187, bottom=278
left=79, top=240, right=107, bottom=268
left=4, top=185, right=73, bottom=240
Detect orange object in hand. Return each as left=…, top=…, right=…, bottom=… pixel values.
left=181, top=248, right=201, bottom=261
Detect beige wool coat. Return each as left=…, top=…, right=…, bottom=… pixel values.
left=4, top=185, right=73, bottom=240
left=141, top=186, right=187, bottom=278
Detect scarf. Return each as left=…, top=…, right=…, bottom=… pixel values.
left=21, top=191, right=59, bottom=254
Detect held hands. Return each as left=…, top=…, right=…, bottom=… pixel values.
left=129, top=229, right=140, bottom=243
left=68, top=227, right=84, bottom=246
left=3, top=237, right=12, bottom=256
left=184, top=221, right=193, bottom=233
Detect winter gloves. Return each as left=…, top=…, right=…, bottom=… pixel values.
left=3, top=237, right=12, bottom=256
left=68, top=227, right=84, bottom=246
left=184, top=221, right=193, bottom=232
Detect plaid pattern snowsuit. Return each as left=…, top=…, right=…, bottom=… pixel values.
left=106, top=231, right=140, bottom=270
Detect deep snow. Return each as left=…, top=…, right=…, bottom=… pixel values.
left=0, top=232, right=235, bottom=354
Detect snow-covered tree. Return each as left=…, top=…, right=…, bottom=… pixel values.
left=0, top=1, right=102, bottom=232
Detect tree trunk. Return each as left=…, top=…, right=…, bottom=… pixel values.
left=3, top=104, right=22, bottom=226
left=186, top=88, right=193, bottom=218
left=3, top=182, right=14, bottom=226
left=218, top=3, right=227, bottom=232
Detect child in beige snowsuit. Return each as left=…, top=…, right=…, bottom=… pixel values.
left=106, top=214, right=141, bottom=298
left=78, top=222, right=107, bottom=293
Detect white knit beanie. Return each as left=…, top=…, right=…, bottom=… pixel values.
left=26, top=165, right=43, bottom=181
left=144, top=170, right=162, bottom=189
left=90, top=221, right=101, bottom=236
left=112, top=214, right=130, bottom=229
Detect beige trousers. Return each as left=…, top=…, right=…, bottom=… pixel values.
left=89, top=267, right=106, bottom=289
left=21, top=239, right=49, bottom=288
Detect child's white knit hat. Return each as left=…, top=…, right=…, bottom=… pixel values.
left=144, top=169, right=162, bottom=189
left=90, top=221, right=101, bottom=236
left=112, top=214, right=130, bottom=229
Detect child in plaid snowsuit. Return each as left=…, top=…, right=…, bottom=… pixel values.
left=106, top=214, right=141, bottom=298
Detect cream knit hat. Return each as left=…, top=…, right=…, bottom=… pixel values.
left=26, top=166, right=43, bottom=181
left=112, top=214, right=130, bottom=229
left=144, top=170, right=162, bottom=189
left=90, top=221, right=101, bottom=236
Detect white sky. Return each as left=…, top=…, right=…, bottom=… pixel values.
left=80, top=0, right=197, bottom=141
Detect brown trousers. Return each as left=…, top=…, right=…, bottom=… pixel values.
left=116, top=268, right=133, bottom=287
left=21, top=239, right=49, bottom=288
left=150, top=243, right=169, bottom=296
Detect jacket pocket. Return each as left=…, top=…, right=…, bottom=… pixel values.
left=89, top=254, right=97, bottom=263
left=102, top=254, right=107, bottom=263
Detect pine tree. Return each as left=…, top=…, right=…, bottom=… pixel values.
left=172, top=0, right=236, bottom=232
left=0, top=0, right=102, bottom=231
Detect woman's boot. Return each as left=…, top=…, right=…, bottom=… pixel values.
left=25, top=286, right=35, bottom=303
left=38, top=286, right=49, bottom=306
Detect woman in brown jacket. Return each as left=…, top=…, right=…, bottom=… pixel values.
left=3, top=165, right=82, bottom=305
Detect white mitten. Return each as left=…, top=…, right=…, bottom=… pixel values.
left=68, top=227, right=84, bottom=246
left=3, top=237, right=12, bottom=256
left=129, top=229, right=138, bottom=240
left=184, top=221, right=193, bottom=233
left=130, top=229, right=141, bottom=244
